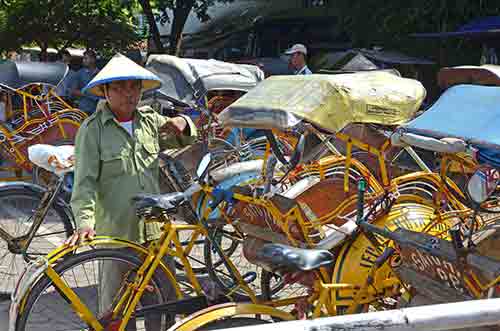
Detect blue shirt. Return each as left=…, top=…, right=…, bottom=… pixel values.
left=72, top=67, right=100, bottom=114
left=55, top=68, right=76, bottom=97
left=296, top=65, right=312, bottom=75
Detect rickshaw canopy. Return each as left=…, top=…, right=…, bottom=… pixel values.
left=15, top=62, right=68, bottom=88
left=438, top=65, right=500, bottom=89
left=219, top=71, right=426, bottom=133
left=0, top=61, right=68, bottom=90
left=402, top=84, right=500, bottom=149
left=145, top=55, right=265, bottom=107
left=0, top=61, right=20, bottom=90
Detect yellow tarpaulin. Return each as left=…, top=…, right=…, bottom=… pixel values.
left=219, top=71, right=426, bottom=133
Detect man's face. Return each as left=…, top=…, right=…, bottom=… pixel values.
left=288, top=52, right=303, bottom=70
left=83, top=54, right=95, bottom=67
left=106, top=80, right=142, bottom=114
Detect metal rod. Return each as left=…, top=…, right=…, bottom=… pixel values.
left=405, top=146, right=432, bottom=173
left=221, top=298, right=500, bottom=331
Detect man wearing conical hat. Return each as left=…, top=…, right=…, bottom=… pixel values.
left=67, top=54, right=197, bottom=329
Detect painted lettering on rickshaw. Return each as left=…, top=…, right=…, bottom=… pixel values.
left=404, top=248, right=466, bottom=293
left=359, top=245, right=379, bottom=268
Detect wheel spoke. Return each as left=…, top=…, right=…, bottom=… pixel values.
left=0, top=191, right=71, bottom=294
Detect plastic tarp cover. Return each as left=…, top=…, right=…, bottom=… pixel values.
left=404, top=84, right=500, bottom=149
left=27, top=144, right=75, bottom=176
left=219, top=71, right=426, bottom=133
left=15, top=62, right=68, bottom=88
left=146, top=55, right=264, bottom=107
left=0, top=61, right=20, bottom=89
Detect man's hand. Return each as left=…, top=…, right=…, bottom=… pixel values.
left=159, top=116, right=188, bottom=136
left=65, top=227, right=96, bottom=246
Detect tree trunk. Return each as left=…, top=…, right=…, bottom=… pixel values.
left=169, top=0, right=195, bottom=56
left=38, top=41, right=49, bottom=62
left=138, top=0, right=165, bottom=53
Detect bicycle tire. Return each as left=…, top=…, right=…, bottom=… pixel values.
left=0, top=185, right=74, bottom=295
left=16, top=248, right=176, bottom=331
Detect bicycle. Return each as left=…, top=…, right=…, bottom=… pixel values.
left=0, top=158, right=74, bottom=296
left=11, top=153, right=294, bottom=331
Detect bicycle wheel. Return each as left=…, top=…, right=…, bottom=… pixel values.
left=0, top=185, right=73, bottom=296
left=16, top=248, right=176, bottom=331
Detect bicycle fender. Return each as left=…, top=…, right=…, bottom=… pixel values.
left=9, top=257, right=49, bottom=331
left=171, top=303, right=294, bottom=331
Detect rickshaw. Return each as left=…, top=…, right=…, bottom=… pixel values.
left=393, top=64, right=500, bottom=186
left=384, top=82, right=500, bottom=306
left=144, top=55, right=265, bottom=146
left=10, top=72, right=473, bottom=331
left=0, top=60, right=87, bottom=182
left=144, top=55, right=276, bottom=231
left=150, top=69, right=500, bottom=330
left=165, top=69, right=500, bottom=329
left=142, top=55, right=267, bottom=196
left=339, top=65, right=500, bottom=307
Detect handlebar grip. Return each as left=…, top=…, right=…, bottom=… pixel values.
left=264, top=130, right=289, bottom=166
left=449, top=227, right=464, bottom=251
left=356, top=178, right=367, bottom=224
left=264, top=155, right=278, bottom=194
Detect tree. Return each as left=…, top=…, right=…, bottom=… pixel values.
left=333, top=0, right=500, bottom=64
left=137, top=0, right=234, bottom=56
left=0, top=0, right=141, bottom=55
left=137, top=0, right=165, bottom=53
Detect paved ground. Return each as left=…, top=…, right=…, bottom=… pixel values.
left=0, top=300, right=9, bottom=331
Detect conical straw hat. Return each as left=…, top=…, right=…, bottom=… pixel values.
left=83, top=53, right=162, bottom=97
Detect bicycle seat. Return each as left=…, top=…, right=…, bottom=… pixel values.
left=133, top=192, right=185, bottom=214
left=27, top=144, right=75, bottom=175
left=257, top=243, right=334, bottom=272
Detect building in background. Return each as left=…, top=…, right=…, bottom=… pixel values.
left=155, top=0, right=348, bottom=63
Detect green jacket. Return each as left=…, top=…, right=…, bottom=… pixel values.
left=70, top=101, right=197, bottom=243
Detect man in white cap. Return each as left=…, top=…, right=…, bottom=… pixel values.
left=66, top=53, right=197, bottom=329
left=285, top=43, right=312, bottom=75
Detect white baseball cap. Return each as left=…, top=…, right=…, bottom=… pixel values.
left=284, top=44, right=308, bottom=55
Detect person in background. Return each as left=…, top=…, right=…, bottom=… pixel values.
left=285, top=43, right=318, bottom=153
left=55, top=49, right=76, bottom=103
left=71, top=49, right=100, bottom=114
left=285, top=43, right=312, bottom=75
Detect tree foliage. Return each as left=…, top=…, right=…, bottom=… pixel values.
left=334, top=0, right=500, bottom=64
left=136, top=0, right=233, bottom=55
left=0, top=0, right=142, bottom=55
